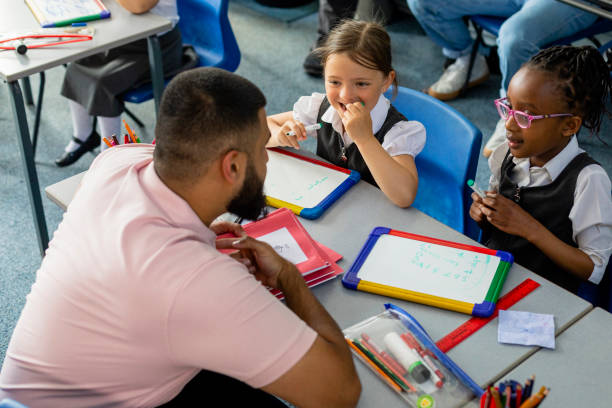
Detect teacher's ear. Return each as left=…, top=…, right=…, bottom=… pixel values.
left=220, top=149, right=247, bottom=186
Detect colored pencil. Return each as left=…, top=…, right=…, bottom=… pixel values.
left=345, top=338, right=402, bottom=392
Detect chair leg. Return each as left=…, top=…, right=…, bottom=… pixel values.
left=123, top=107, right=145, bottom=128
left=460, top=23, right=483, bottom=97
left=31, top=72, right=45, bottom=155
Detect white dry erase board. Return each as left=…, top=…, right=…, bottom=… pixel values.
left=25, top=0, right=111, bottom=28
left=342, top=227, right=513, bottom=317
left=264, top=148, right=360, bottom=219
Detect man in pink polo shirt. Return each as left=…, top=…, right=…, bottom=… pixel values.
left=0, top=68, right=361, bottom=408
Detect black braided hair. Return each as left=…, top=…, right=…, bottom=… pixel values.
left=525, top=45, right=611, bottom=135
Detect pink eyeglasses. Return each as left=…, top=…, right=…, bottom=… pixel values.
left=494, top=98, right=573, bottom=129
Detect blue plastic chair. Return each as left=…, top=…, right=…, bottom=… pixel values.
left=0, top=399, right=29, bottom=408
left=122, top=0, right=241, bottom=117
left=461, top=15, right=612, bottom=95
left=385, top=86, right=482, bottom=241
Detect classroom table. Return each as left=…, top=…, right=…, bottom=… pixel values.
left=0, top=0, right=171, bottom=256
left=45, top=165, right=594, bottom=408
left=462, top=307, right=612, bottom=408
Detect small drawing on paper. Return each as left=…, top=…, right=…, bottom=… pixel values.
left=257, top=227, right=308, bottom=265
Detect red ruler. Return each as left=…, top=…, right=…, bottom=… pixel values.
left=436, top=278, right=541, bottom=353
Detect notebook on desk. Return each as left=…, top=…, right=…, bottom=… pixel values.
left=25, top=0, right=111, bottom=28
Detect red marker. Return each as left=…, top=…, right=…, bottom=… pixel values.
left=124, top=134, right=130, bottom=144
left=402, top=332, right=445, bottom=381
left=400, top=333, right=443, bottom=388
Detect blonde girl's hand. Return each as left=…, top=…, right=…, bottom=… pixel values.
left=340, top=101, right=373, bottom=144
left=275, top=120, right=307, bottom=150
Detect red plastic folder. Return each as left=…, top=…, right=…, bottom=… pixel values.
left=217, top=208, right=343, bottom=299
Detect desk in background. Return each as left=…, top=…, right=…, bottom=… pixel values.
left=463, top=307, right=612, bottom=407
left=0, top=0, right=171, bottom=256
left=45, top=166, right=593, bottom=408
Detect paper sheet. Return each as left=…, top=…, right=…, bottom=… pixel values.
left=498, top=310, right=555, bottom=349
left=257, top=227, right=308, bottom=264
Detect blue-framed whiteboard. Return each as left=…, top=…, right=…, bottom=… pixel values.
left=264, top=148, right=360, bottom=219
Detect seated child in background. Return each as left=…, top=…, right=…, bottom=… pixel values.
left=267, top=20, right=425, bottom=208
left=470, top=45, right=612, bottom=294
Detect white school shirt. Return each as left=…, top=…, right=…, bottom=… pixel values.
left=489, top=137, right=612, bottom=284
left=293, top=93, right=426, bottom=157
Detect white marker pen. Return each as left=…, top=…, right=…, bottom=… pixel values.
left=285, top=122, right=322, bottom=136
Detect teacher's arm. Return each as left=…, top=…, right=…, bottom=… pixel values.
left=115, top=0, right=160, bottom=14
left=228, top=237, right=362, bottom=408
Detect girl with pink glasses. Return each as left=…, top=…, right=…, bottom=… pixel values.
left=470, top=45, right=612, bottom=295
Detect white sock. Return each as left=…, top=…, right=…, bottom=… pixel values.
left=66, top=100, right=93, bottom=153
left=99, top=115, right=122, bottom=142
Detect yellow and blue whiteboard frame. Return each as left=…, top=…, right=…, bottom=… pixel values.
left=265, top=148, right=361, bottom=220
left=342, top=227, right=513, bottom=317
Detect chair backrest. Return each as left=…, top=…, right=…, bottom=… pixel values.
left=385, top=87, right=482, bottom=240
left=0, top=399, right=28, bottom=408
left=177, top=0, right=240, bottom=72
left=122, top=0, right=241, bottom=104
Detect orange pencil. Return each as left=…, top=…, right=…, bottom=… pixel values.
left=102, top=137, right=113, bottom=148
left=519, top=387, right=548, bottom=408
left=345, top=338, right=402, bottom=392
left=123, top=119, right=137, bottom=143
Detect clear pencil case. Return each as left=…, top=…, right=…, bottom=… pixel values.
left=343, top=303, right=484, bottom=407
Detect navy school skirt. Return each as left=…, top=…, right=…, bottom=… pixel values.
left=60, top=25, right=183, bottom=117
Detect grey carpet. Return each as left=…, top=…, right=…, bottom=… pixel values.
left=0, top=2, right=610, bottom=364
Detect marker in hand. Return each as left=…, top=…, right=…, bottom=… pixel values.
left=467, top=179, right=486, bottom=198
left=285, top=122, right=322, bottom=136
